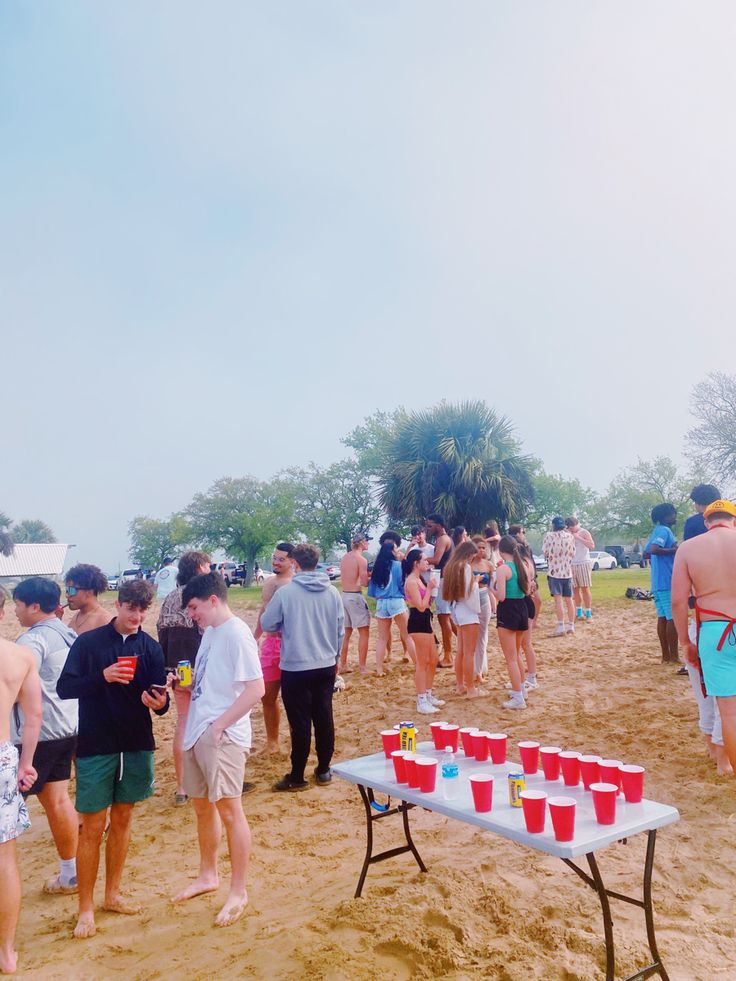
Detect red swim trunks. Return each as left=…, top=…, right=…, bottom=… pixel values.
left=260, top=635, right=281, bottom=683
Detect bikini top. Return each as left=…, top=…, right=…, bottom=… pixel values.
left=472, top=569, right=490, bottom=586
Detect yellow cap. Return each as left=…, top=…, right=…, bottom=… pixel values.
left=703, top=499, right=736, bottom=519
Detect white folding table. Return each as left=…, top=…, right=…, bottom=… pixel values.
left=333, top=743, right=679, bottom=981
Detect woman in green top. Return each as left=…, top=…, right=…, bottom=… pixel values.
left=492, top=535, right=531, bottom=710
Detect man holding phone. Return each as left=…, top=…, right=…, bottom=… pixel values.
left=57, top=579, right=169, bottom=939
left=172, top=572, right=264, bottom=928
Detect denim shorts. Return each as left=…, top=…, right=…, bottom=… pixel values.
left=547, top=576, right=573, bottom=598
left=375, top=598, right=407, bottom=619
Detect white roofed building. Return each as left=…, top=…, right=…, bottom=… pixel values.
left=0, top=544, right=71, bottom=585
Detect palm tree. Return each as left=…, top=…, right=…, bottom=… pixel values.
left=378, top=400, right=534, bottom=532
left=0, top=511, right=13, bottom=557
left=11, top=519, right=57, bottom=544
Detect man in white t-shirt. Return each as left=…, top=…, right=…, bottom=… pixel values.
left=172, top=572, right=264, bottom=928
left=565, top=517, right=596, bottom=623
left=153, top=558, right=178, bottom=600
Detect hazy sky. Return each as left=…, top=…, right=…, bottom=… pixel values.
left=3, top=2, right=736, bottom=570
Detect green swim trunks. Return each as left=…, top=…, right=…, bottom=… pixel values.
left=699, top=620, right=736, bottom=698
left=76, top=752, right=155, bottom=813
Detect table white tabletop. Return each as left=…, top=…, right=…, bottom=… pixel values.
left=333, top=742, right=679, bottom=860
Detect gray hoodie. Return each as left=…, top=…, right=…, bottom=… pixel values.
left=260, top=571, right=344, bottom=672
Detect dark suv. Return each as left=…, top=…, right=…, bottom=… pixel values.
left=604, top=546, right=648, bottom=570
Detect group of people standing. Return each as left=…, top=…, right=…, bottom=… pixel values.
left=0, top=544, right=345, bottom=973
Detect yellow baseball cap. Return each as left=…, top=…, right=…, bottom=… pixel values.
left=703, top=499, right=736, bottom=519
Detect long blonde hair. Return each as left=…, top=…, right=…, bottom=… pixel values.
left=442, top=540, right=478, bottom=602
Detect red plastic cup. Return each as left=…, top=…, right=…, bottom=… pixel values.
left=540, top=746, right=562, bottom=781
left=442, top=724, right=460, bottom=753
left=469, top=774, right=494, bottom=812
left=473, top=731, right=491, bottom=762
left=520, top=790, right=547, bottom=833
left=487, top=733, right=507, bottom=765
left=403, top=753, right=419, bottom=788
left=591, top=782, right=618, bottom=824
left=117, top=655, right=137, bottom=676
left=518, top=741, right=540, bottom=775
left=430, top=722, right=447, bottom=749
left=548, top=796, right=576, bottom=842
left=559, top=751, right=581, bottom=786
left=380, top=729, right=401, bottom=758
left=579, top=755, right=602, bottom=790
left=391, top=750, right=408, bottom=783
left=598, top=760, right=623, bottom=793
left=415, top=756, right=438, bottom=793
left=460, top=727, right=478, bottom=756
left=619, top=765, right=645, bottom=803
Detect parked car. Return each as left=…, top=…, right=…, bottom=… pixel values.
left=532, top=554, right=548, bottom=571
left=324, top=564, right=340, bottom=581
left=255, top=569, right=275, bottom=585
left=603, top=546, right=649, bottom=569
left=210, top=562, right=245, bottom=587
left=120, top=568, right=143, bottom=584
left=107, top=573, right=119, bottom=590
left=590, top=551, right=617, bottom=571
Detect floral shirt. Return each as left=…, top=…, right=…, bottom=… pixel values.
left=0, top=743, right=30, bottom=844
left=542, top=530, right=575, bottom=579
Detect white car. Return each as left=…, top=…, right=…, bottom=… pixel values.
left=590, top=551, right=617, bottom=571
left=255, top=569, right=275, bottom=585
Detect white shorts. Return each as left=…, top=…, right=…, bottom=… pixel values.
left=435, top=579, right=452, bottom=616
left=342, top=592, right=371, bottom=629
left=0, top=742, right=31, bottom=844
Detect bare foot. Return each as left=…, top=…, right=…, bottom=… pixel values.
left=358, top=667, right=369, bottom=676
left=256, top=743, right=282, bottom=757
left=339, top=665, right=354, bottom=674
left=73, top=913, right=97, bottom=939
left=466, top=688, right=488, bottom=699
left=102, top=895, right=142, bottom=915
left=172, top=876, right=219, bottom=903
left=215, top=890, right=248, bottom=927
left=454, top=686, right=467, bottom=696
left=0, top=946, right=17, bottom=974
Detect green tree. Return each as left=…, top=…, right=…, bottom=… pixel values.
left=186, top=477, right=298, bottom=585
left=378, top=400, right=534, bottom=532
left=128, top=515, right=191, bottom=570
left=524, top=467, right=598, bottom=531
left=590, top=456, right=692, bottom=542
left=0, top=511, right=13, bottom=556
left=10, top=519, right=57, bottom=544
left=284, top=460, right=384, bottom=557
left=686, top=372, right=736, bottom=482
left=342, top=409, right=405, bottom=477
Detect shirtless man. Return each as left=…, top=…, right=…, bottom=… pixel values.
left=672, top=500, right=736, bottom=774
left=64, top=565, right=113, bottom=635
left=425, top=514, right=454, bottom=667
left=253, top=543, right=294, bottom=754
left=0, top=586, right=43, bottom=976
left=339, top=533, right=371, bottom=675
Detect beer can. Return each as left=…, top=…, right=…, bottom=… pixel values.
left=177, top=660, right=193, bottom=687
left=399, top=720, right=416, bottom=753
left=508, top=772, right=525, bottom=808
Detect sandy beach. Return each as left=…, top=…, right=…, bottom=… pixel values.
left=3, top=596, right=735, bottom=981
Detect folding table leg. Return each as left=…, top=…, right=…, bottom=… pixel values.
left=353, top=784, right=428, bottom=898
left=586, top=851, right=616, bottom=981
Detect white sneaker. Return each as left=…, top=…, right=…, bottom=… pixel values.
left=524, top=678, right=538, bottom=691
left=552, top=624, right=565, bottom=637
left=416, top=694, right=439, bottom=715
left=503, top=696, right=527, bottom=709
left=566, top=623, right=575, bottom=634
left=427, top=690, right=446, bottom=707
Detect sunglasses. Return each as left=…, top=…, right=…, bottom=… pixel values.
left=65, top=586, right=79, bottom=596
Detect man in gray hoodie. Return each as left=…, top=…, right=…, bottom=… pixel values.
left=260, top=543, right=344, bottom=791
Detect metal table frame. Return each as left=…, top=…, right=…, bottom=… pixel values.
left=336, top=749, right=677, bottom=981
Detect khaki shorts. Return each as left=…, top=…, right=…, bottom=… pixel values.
left=572, top=563, right=592, bottom=588
left=342, top=592, right=371, bottom=629
left=183, top=726, right=247, bottom=802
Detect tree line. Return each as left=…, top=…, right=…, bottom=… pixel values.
left=128, top=375, right=735, bottom=581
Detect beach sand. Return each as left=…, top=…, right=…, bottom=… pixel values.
left=3, top=598, right=735, bottom=980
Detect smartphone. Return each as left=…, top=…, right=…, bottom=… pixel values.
left=149, top=684, right=168, bottom=696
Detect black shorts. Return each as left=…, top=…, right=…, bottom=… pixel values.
left=408, top=607, right=433, bottom=634
left=525, top=595, right=536, bottom=619
left=496, top=598, right=529, bottom=632
left=15, top=735, right=77, bottom=796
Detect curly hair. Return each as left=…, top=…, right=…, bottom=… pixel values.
left=176, top=551, right=211, bottom=587
left=65, top=563, right=108, bottom=594
left=118, top=578, right=155, bottom=610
